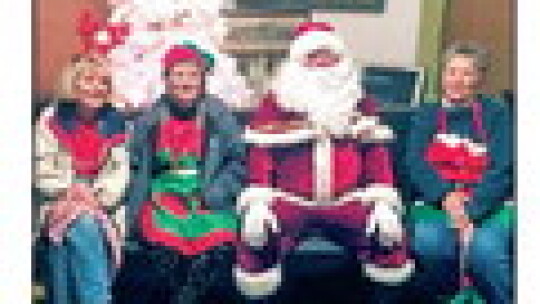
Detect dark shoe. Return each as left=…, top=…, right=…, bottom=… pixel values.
left=175, top=245, right=235, bottom=304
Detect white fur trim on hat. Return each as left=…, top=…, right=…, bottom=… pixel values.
left=362, top=260, right=415, bottom=285
left=234, top=265, right=282, bottom=299
left=290, top=31, right=346, bottom=62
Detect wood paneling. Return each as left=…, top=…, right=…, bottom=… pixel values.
left=444, top=0, right=514, bottom=94
left=35, top=0, right=108, bottom=95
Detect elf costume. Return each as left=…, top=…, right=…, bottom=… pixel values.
left=138, top=99, right=239, bottom=256
left=114, top=44, right=245, bottom=304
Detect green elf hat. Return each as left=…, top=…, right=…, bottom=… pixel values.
left=162, top=41, right=215, bottom=72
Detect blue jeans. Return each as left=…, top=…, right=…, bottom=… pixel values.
left=468, top=210, right=514, bottom=304
left=44, top=214, right=113, bottom=304
left=408, top=204, right=514, bottom=304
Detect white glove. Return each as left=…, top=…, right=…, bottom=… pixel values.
left=241, top=203, right=279, bottom=248
left=366, top=203, right=404, bottom=247
left=237, top=187, right=279, bottom=248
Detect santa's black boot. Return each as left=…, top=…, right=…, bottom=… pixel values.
left=366, top=282, right=408, bottom=304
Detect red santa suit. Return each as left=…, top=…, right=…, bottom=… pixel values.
left=234, top=22, right=414, bottom=299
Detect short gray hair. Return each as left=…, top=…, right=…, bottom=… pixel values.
left=444, top=41, right=490, bottom=73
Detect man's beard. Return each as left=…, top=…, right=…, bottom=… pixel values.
left=273, top=58, right=361, bottom=135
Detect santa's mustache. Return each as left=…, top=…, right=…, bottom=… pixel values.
left=273, top=65, right=360, bottom=134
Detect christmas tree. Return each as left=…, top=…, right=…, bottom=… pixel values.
left=84, top=0, right=253, bottom=110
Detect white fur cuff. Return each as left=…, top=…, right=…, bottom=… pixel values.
left=364, top=184, right=402, bottom=211
left=234, top=265, right=282, bottom=299
left=362, top=260, right=415, bottom=285
left=340, top=184, right=402, bottom=213
left=350, top=115, right=394, bottom=141
left=290, top=31, right=346, bottom=62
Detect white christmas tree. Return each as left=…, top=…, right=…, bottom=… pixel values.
left=103, top=0, right=253, bottom=110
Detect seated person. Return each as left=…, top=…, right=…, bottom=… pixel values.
left=34, top=53, right=129, bottom=304
left=405, top=41, right=514, bottom=304
left=114, top=43, right=245, bottom=304
left=235, top=22, right=413, bottom=303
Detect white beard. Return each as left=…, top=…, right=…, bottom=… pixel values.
left=273, top=57, right=361, bottom=135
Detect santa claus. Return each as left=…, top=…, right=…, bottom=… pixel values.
left=234, top=22, right=414, bottom=300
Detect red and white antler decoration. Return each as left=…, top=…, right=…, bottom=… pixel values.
left=76, top=9, right=130, bottom=56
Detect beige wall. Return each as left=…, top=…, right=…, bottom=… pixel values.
left=312, top=0, right=421, bottom=68
left=36, top=0, right=108, bottom=95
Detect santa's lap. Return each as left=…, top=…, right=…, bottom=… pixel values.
left=237, top=198, right=409, bottom=273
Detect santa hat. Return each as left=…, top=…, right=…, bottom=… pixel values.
left=289, top=22, right=346, bottom=62
left=292, top=22, right=335, bottom=38
left=162, top=42, right=215, bottom=72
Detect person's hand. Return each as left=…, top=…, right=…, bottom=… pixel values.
left=442, top=190, right=474, bottom=243
left=442, top=190, right=468, bottom=214
left=457, top=217, right=474, bottom=245
left=45, top=184, right=99, bottom=229
left=151, top=192, right=162, bottom=203
left=73, top=183, right=100, bottom=211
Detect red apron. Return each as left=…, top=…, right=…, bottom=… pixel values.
left=425, top=102, right=490, bottom=195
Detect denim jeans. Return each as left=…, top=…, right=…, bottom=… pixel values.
left=44, top=214, right=113, bottom=304
left=407, top=203, right=514, bottom=304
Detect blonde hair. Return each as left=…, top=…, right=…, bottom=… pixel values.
left=54, top=54, right=111, bottom=101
